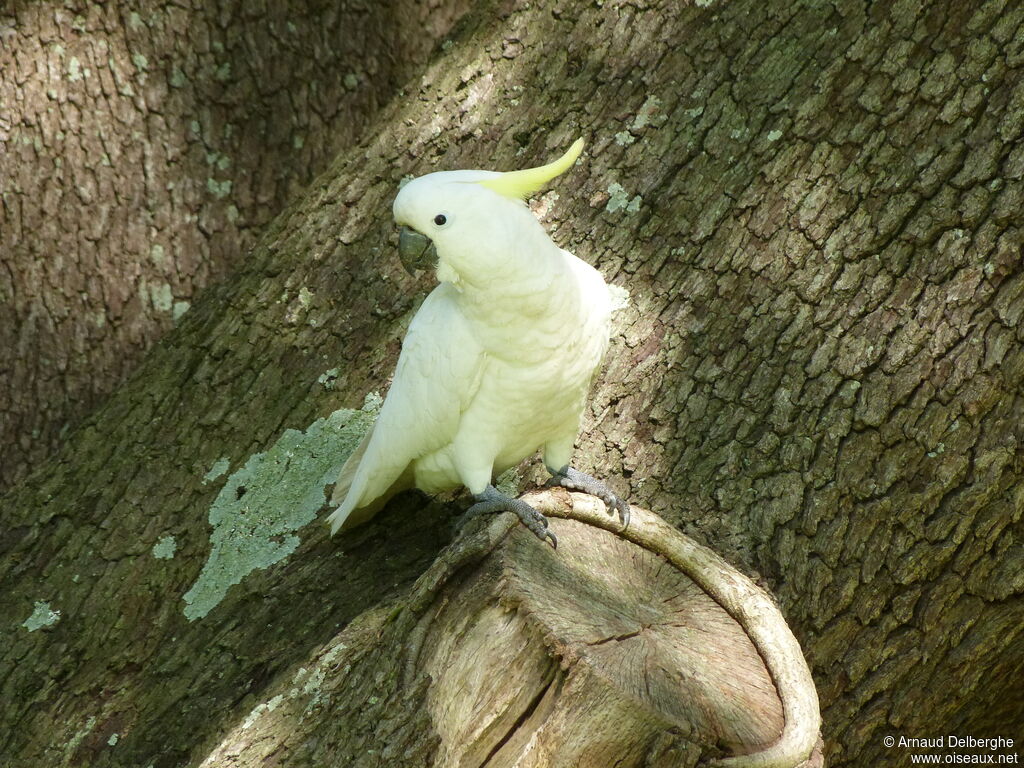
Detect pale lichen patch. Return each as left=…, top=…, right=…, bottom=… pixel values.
left=242, top=694, right=285, bottom=730
left=630, top=95, right=665, bottom=131
left=204, top=151, right=231, bottom=170
left=203, top=457, right=231, bottom=484
left=301, top=641, right=348, bottom=714
left=362, top=390, right=384, bottom=411
left=318, top=368, right=340, bottom=390
left=22, top=600, right=61, bottom=631
left=63, top=716, right=97, bottom=760
left=170, top=66, right=187, bottom=88
left=281, top=284, right=322, bottom=325
left=152, top=535, right=177, bottom=560
left=605, top=182, right=642, bottom=214
left=206, top=178, right=232, bottom=199
left=224, top=637, right=348, bottom=759
left=182, top=401, right=381, bottom=621
left=150, top=281, right=174, bottom=313
left=67, top=56, right=85, bottom=82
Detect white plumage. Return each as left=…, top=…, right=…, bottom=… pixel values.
left=328, top=140, right=613, bottom=535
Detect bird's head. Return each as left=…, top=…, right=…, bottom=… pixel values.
left=392, top=139, right=584, bottom=284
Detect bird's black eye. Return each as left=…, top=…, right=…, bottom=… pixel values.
left=433, top=214, right=447, bottom=226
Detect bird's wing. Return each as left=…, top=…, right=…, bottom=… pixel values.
left=328, top=284, right=484, bottom=533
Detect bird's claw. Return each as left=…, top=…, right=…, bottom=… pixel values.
left=547, top=467, right=630, bottom=529
left=460, top=487, right=558, bottom=548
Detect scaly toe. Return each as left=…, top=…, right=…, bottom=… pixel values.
left=548, top=467, right=630, bottom=530
left=462, top=486, right=558, bottom=548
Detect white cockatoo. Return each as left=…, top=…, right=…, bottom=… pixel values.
left=327, top=139, right=628, bottom=546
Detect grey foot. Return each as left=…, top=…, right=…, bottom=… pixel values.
left=547, top=466, right=630, bottom=529
left=459, top=485, right=557, bottom=548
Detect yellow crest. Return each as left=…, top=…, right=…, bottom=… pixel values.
left=478, top=138, right=584, bottom=199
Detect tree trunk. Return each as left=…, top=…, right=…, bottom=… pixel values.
left=2, top=0, right=1023, bottom=766
left=0, top=0, right=470, bottom=491
left=193, top=493, right=823, bottom=768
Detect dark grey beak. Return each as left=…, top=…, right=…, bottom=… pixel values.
left=398, top=226, right=438, bottom=275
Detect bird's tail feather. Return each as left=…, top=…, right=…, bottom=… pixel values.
left=330, top=426, right=373, bottom=507
left=327, top=425, right=413, bottom=534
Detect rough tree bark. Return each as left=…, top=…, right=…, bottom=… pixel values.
left=0, top=0, right=470, bottom=491
left=2, top=0, right=1023, bottom=766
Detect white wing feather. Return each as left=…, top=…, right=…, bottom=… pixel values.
left=328, top=284, right=484, bottom=533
